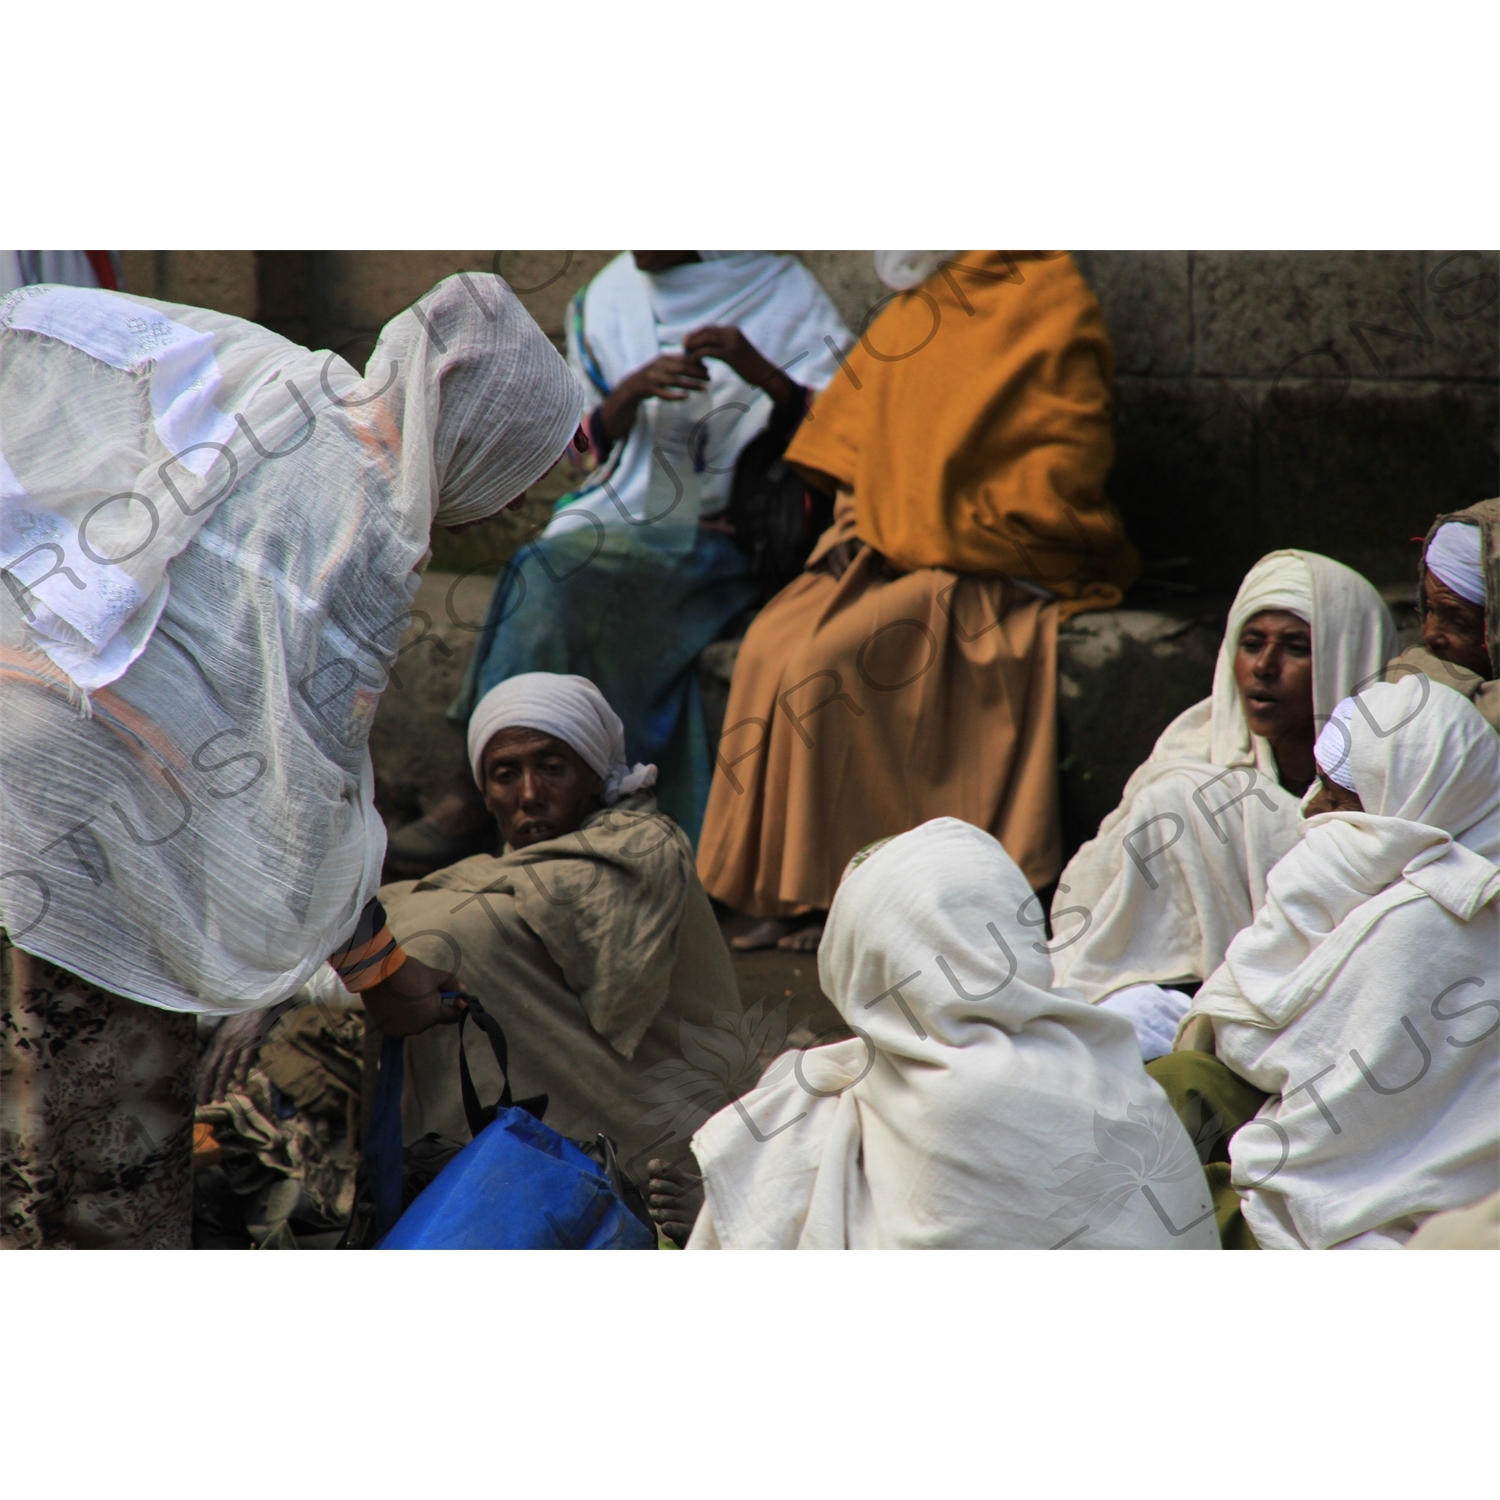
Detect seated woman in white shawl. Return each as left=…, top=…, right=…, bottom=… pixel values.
left=1049, top=550, right=1394, bottom=1060
left=655, top=817, right=1219, bottom=1250
left=1165, top=676, right=1499, bottom=1250
left=377, top=673, right=744, bottom=1208
left=390, top=252, right=853, bottom=870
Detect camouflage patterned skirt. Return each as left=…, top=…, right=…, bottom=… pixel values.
left=1, top=935, right=196, bottom=1249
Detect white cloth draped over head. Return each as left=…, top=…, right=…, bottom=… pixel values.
left=1052, top=550, right=1396, bottom=1003
left=0, top=277, right=582, bottom=691
left=466, top=672, right=657, bottom=806
left=1425, top=521, right=1486, bottom=606
left=1313, top=697, right=1360, bottom=792
left=686, top=818, right=1218, bottom=1249
left=0, top=275, right=582, bottom=1013
left=1187, top=676, right=1500, bottom=1249
left=551, top=252, right=851, bottom=540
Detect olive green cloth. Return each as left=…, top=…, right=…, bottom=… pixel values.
left=383, top=794, right=745, bottom=1185
left=1147, top=1052, right=1269, bottom=1250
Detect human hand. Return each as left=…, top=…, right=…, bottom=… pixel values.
left=1098, top=983, right=1192, bottom=1063
left=198, top=1003, right=293, bottom=1104
left=598, top=356, right=711, bottom=443
left=623, top=353, right=710, bottom=403
left=361, top=957, right=467, bottom=1037
left=683, top=326, right=792, bottom=401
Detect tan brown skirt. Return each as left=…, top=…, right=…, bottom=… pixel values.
left=697, top=544, right=1061, bottom=916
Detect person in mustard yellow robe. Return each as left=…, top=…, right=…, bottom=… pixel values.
left=697, top=252, right=1139, bottom=949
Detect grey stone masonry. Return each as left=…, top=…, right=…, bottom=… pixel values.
left=1071, top=251, right=1499, bottom=593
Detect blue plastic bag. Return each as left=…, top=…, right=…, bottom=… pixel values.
left=378, top=1105, right=657, bottom=1250
left=368, top=994, right=656, bottom=1250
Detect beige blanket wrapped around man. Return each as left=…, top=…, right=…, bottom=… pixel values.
left=382, top=793, right=743, bottom=1180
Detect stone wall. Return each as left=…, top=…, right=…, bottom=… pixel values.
left=1072, top=251, right=1499, bottom=594
left=112, top=250, right=1492, bottom=850
left=122, top=249, right=1496, bottom=591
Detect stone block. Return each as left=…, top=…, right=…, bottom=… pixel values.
left=1193, top=250, right=1452, bottom=380
left=118, top=250, right=161, bottom=297
left=366, top=570, right=494, bottom=826
left=1108, top=375, right=1260, bottom=593
left=1421, top=250, right=1500, bottom=381
left=792, top=251, right=889, bottom=337
left=492, top=250, right=618, bottom=342
left=1073, top=251, right=1192, bottom=375
left=1056, top=602, right=1227, bottom=857
left=126, top=251, right=258, bottom=319
left=1253, top=377, right=1500, bottom=586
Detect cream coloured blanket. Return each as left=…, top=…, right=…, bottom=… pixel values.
left=383, top=793, right=743, bottom=1178
left=1188, top=678, right=1500, bottom=1249
left=688, top=818, right=1218, bottom=1249
left=1053, top=551, right=1394, bottom=1002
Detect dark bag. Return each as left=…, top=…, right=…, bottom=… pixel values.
left=726, top=401, right=833, bottom=599
left=365, top=995, right=655, bottom=1250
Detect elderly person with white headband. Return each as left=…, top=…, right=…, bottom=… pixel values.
left=1050, top=550, right=1394, bottom=1065
left=0, top=275, right=582, bottom=1248
left=652, top=817, right=1219, bottom=1249
left=1152, top=676, right=1499, bottom=1250
left=375, top=672, right=742, bottom=1205
left=1384, top=498, right=1499, bottom=730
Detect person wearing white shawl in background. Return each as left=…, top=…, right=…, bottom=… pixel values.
left=1052, top=550, right=1394, bottom=1060
left=681, top=817, right=1218, bottom=1249
left=395, top=252, right=855, bottom=871
left=1180, top=676, right=1499, bottom=1250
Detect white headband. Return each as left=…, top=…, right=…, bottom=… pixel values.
left=467, top=672, right=657, bottom=805
left=1314, top=696, right=1360, bottom=793
left=1426, top=522, right=1485, bottom=607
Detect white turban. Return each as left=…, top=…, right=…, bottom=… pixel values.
left=1426, top=521, right=1486, bottom=606
left=466, top=672, right=657, bottom=805
left=1313, top=696, right=1360, bottom=792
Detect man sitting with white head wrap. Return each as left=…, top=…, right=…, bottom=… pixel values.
left=1159, top=676, right=1499, bottom=1249
left=1384, top=497, right=1499, bottom=731
left=377, top=672, right=744, bottom=1204
left=1052, top=551, right=1394, bottom=1057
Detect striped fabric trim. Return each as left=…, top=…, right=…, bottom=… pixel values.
left=328, top=898, right=407, bottom=991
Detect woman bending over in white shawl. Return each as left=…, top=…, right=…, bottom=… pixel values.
left=1050, top=551, right=1394, bottom=1059
left=668, top=817, right=1219, bottom=1249
left=1183, top=675, right=1499, bottom=1250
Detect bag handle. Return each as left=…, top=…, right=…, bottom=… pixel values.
left=452, top=991, right=547, bottom=1138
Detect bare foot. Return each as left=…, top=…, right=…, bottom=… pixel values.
left=731, top=917, right=802, bottom=951
left=647, top=1157, right=705, bottom=1248
left=776, top=922, right=824, bottom=952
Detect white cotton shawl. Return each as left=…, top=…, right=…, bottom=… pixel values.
left=466, top=671, right=657, bottom=805
left=0, top=275, right=583, bottom=1013
left=686, top=818, right=1218, bottom=1249
left=1188, top=677, right=1500, bottom=1250
left=0, top=278, right=581, bottom=692
left=1051, top=551, right=1396, bottom=1002
left=552, top=253, right=851, bottom=540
